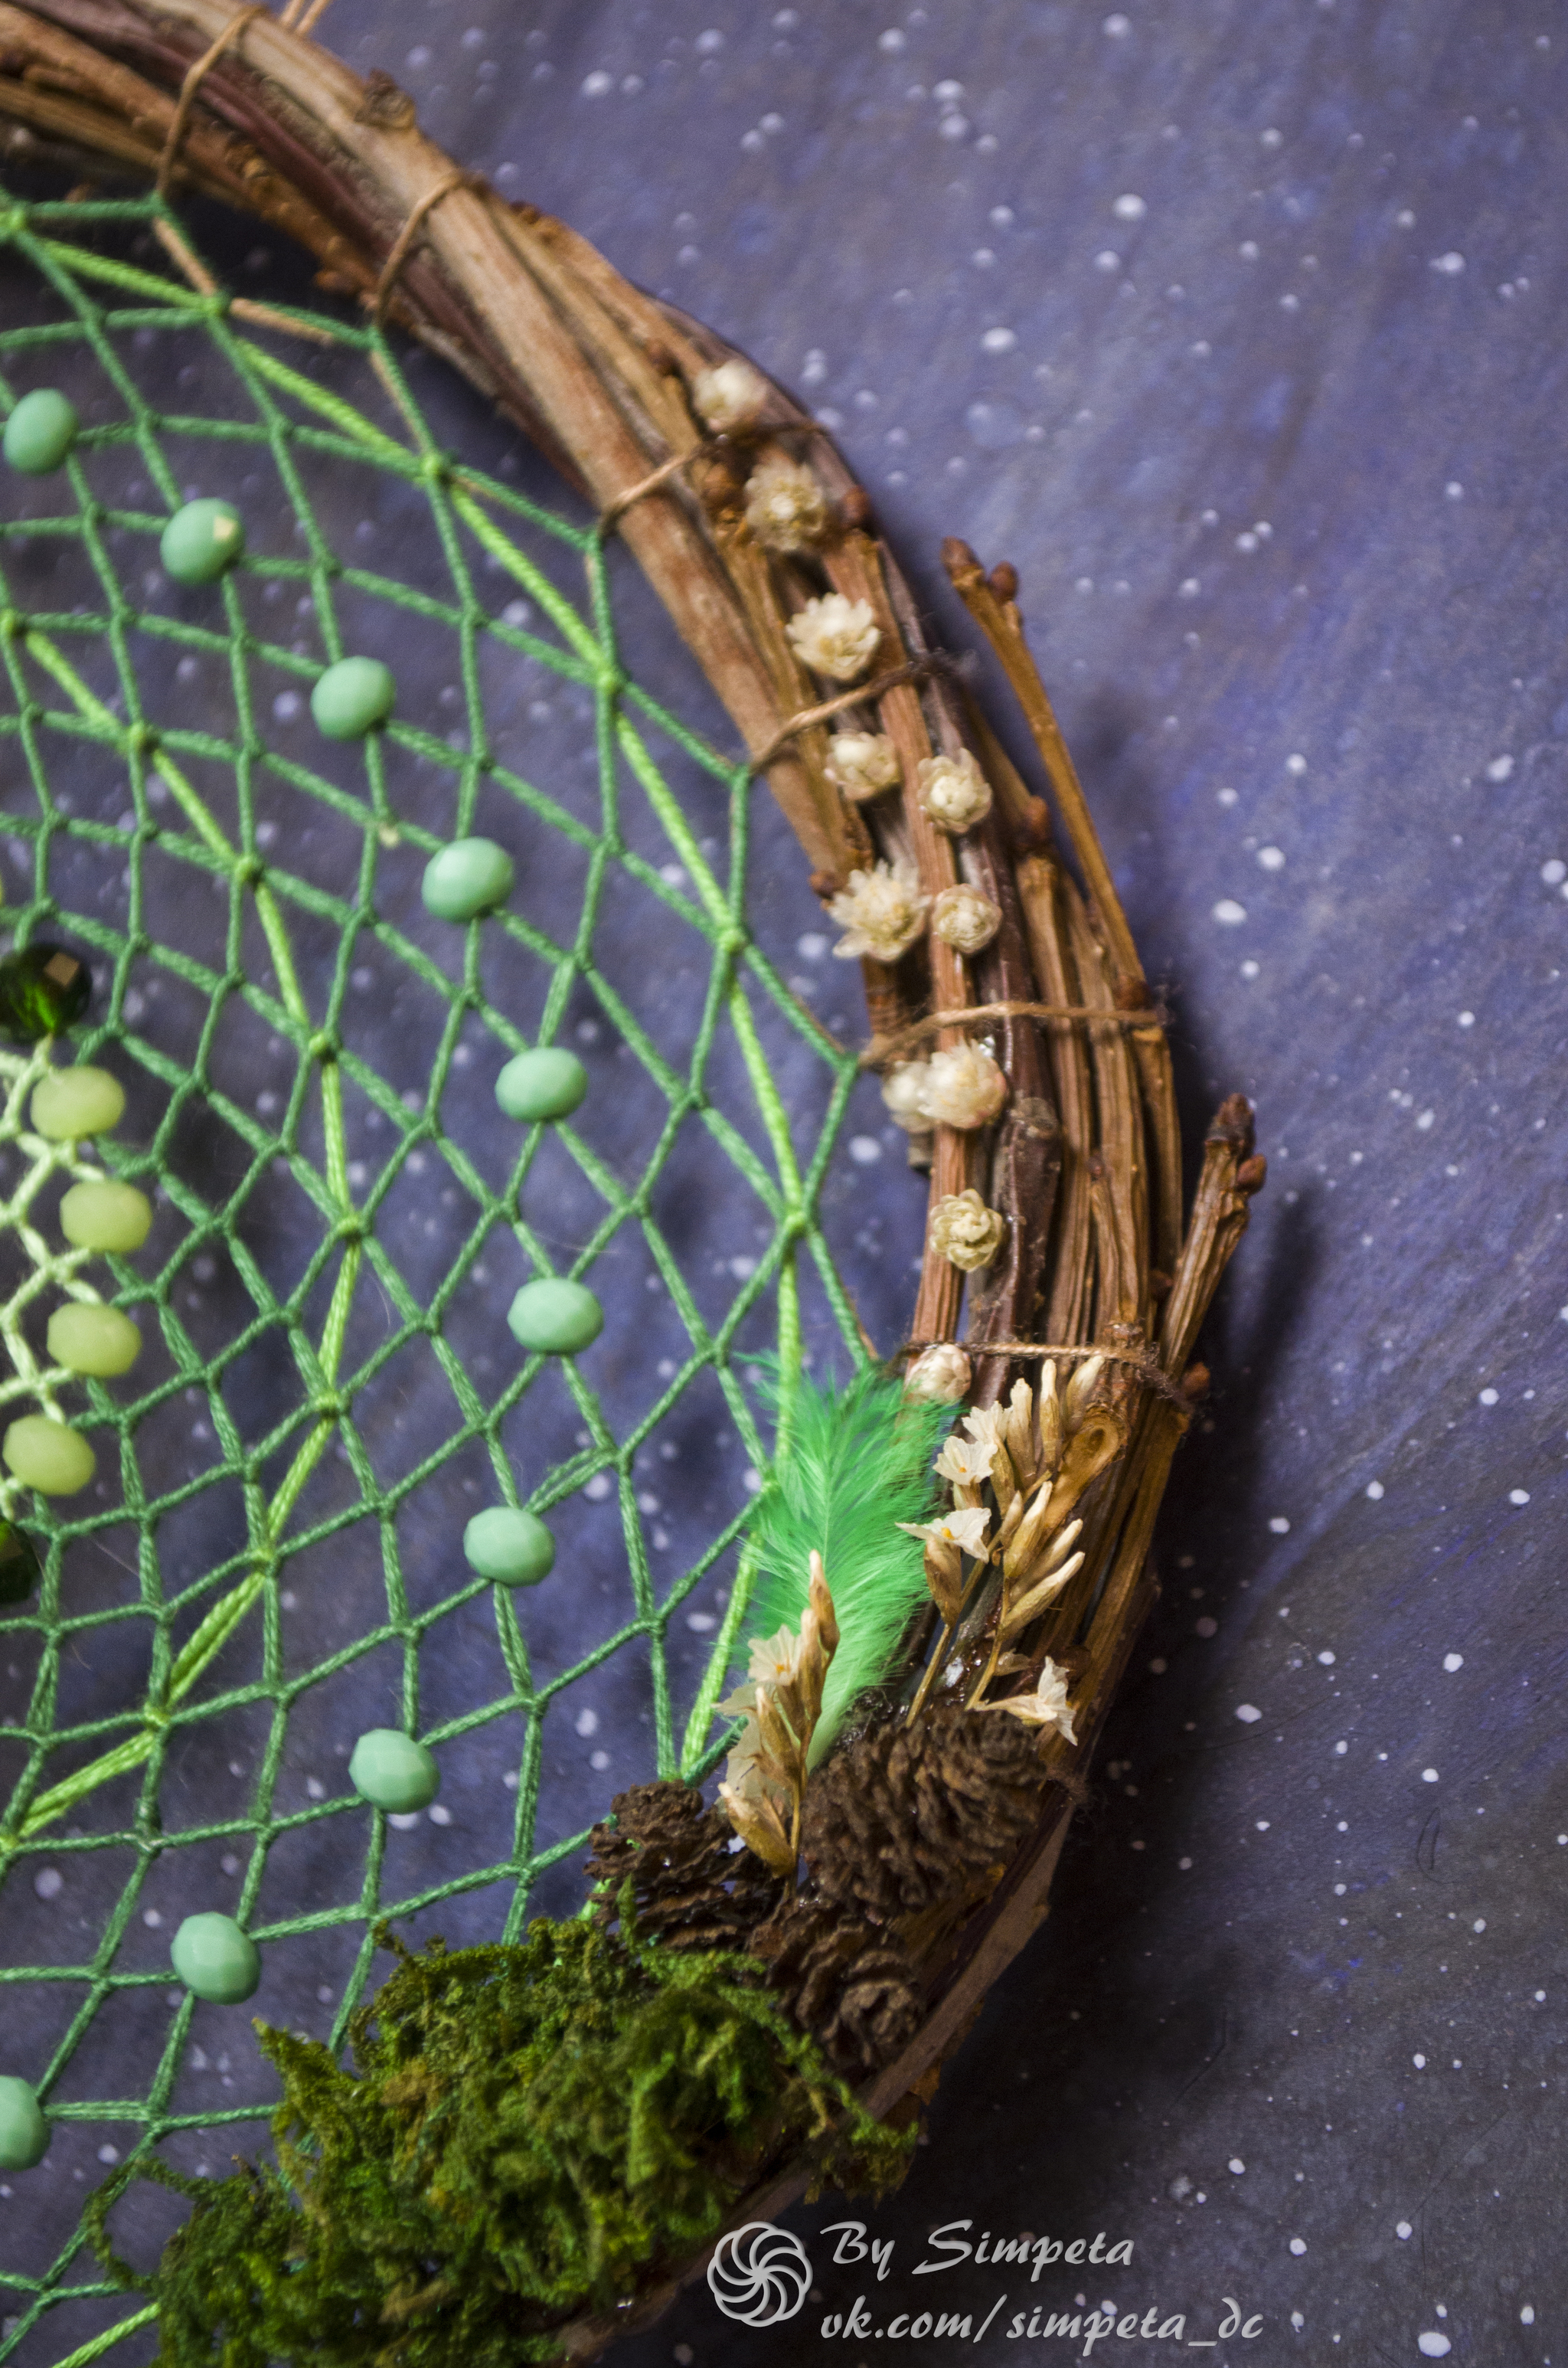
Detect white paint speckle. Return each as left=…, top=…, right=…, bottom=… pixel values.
left=1268, top=1515, right=1291, bottom=1534
left=590, top=1748, right=611, bottom=1771
left=580, top=69, right=612, bottom=96
left=1396, top=2220, right=1413, bottom=2239
left=1422, top=1768, right=1439, bottom=1784
left=1285, top=752, right=1308, bottom=776
left=1417, top=2336, right=1452, bottom=2360
left=1093, top=250, right=1122, bottom=273
left=1366, top=1480, right=1385, bottom=1500
left=1228, top=2157, right=1246, bottom=2174
left=981, top=325, right=1017, bottom=352
left=1478, top=1386, right=1499, bottom=1405
left=1255, top=1819, right=1270, bottom=1832
left=1509, top=1488, right=1530, bottom=1506
left=1317, top=1650, right=1336, bottom=1666
left=1472, top=1918, right=1486, bottom=1933
left=1442, top=1652, right=1463, bottom=1673
left=34, top=1867, right=63, bottom=1901
left=1429, top=252, right=1465, bottom=275
left=1213, top=898, right=1249, bottom=926
left=1256, top=845, right=1285, bottom=871
left=1102, top=12, right=1131, bottom=34
left=1235, top=1703, right=1263, bottom=1724
left=877, top=27, right=906, bottom=51
left=574, top=1708, right=599, bottom=1738
left=1289, top=2236, right=1306, bottom=2256
left=1413, top=2053, right=1426, bottom=2068
left=1485, top=754, right=1514, bottom=781
left=1112, top=192, right=1146, bottom=220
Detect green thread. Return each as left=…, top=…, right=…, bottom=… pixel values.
left=0, top=186, right=870, bottom=2365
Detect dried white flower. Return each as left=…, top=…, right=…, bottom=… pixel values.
left=930, top=881, right=1002, bottom=955
left=929, top=1186, right=1007, bottom=1272
left=881, top=1059, right=934, bottom=1132
left=916, top=1039, right=1008, bottom=1129
left=828, top=859, right=929, bottom=963
left=934, top=1432, right=997, bottom=1488
left=825, top=729, right=902, bottom=803
left=961, top=1399, right=1011, bottom=1457
left=786, top=592, right=880, bottom=682
left=903, top=1342, right=972, bottom=1404
left=916, top=747, right=993, bottom=835
left=897, top=1505, right=992, bottom=1560
left=743, top=455, right=829, bottom=552
left=983, top=1653, right=1078, bottom=1742
left=692, top=358, right=767, bottom=434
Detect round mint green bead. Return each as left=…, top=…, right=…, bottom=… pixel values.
left=464, top=1505, right=555, bottom=1586
left=349, top=1729, right=439, bottom=1813
left=421, top=837, right=514, bottom=922
left=0, top=2077, right=48, bottom=2171
left=160, top=498, right=244, bottom=587
left=47, top=1303, right=142, bottom=1378
left=311, top=656, right=395, bottom=741
left=4, top=390, right=78, bottom=477
left=59, top=1179, right=152, bottom=1254
left=508, top=1278, right=603, bottom=1356
left=3, top=1416, right=94, bottom=1496
left=171, top=1912, right=260, bottom=2005
left=31, top=1065, right=125, bottom=1141
left=495, top=1047, right=588, bottom=1125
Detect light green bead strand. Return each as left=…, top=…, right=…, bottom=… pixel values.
left=160, top=498, right=244, bottom=587
left=349, top=1729, right=439, bottom=1814
left=47, top=1303, right=142, bottom=1378
left=0, top=2077, right=48, bottom=2171
left=58, top=1179, right=152, bottom=1254
left=495, top=1047, right=588, bottom=1124
left=30, top=1065, right=125, bottom=1140
left=170, top=1912, right=260, bottom=2004
left=4, top=389, right=78, bottom=477
left=507, top=1278, right=603, bottom=1356
left=463, top=1506, right=556, bottom=1585
left=421, top=837, right=514, bottom=922
left=2, top=1415, right=94, bottom=1496
left=312, top=656, right=396, bottom=741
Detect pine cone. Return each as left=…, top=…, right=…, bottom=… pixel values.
left=750, top=1901, right=923, bottom=2079
left=802, top=1703, right=1050, bottom=1925
left=586, top=1780, right=780, bottom=1950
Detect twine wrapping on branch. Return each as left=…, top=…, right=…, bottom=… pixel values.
left=155, top=4, right=267, bottom=195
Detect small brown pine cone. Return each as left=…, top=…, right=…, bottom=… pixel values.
left=586, top=1780, right=780, bottom=1950
left=750, top=1900, right=923, bottom=2079
left=801, top=1704, right=1050, bottom=1924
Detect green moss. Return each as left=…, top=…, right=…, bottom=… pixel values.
left=91, top=1911, right=912, bottom=2363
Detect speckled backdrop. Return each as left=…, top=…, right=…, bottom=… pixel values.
left=9, top=2, right=1568, bottom=2363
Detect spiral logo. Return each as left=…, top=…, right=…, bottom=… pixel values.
left=706, top=2220, right=812, bottom=2326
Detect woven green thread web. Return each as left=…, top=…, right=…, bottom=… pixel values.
left=0, top=185, right=879, bottom=2366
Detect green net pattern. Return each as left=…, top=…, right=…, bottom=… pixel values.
left=0, top=186, right=871, bottom=2366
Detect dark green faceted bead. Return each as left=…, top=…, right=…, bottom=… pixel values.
left=0, top=1521, right=41, bottom=1607
left=0, top=945, right=91, bottom=1042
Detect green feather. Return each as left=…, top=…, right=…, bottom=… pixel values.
left=738, top=1366, right=955, bottom=1759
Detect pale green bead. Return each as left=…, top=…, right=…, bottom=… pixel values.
left=160, top=498, right=244, bottom=587
left=171, top=1912, right=260, bottom=2004
left=0, top=2076, right=48, bottom=2171
left=47, top=1303, right=142, bottom=1378
left=58, top=1179, right=152, bottom=1254
left=31, top=1065, right=125, bottom=1141
left=495, top=1047, right=588, bottom=1124
left=463, top=1506, right=555, bottom=1585
left=312, top=656, right=395, bottom=741
left=507, top=1278, right=603, bottom=1356
left=349, top=1729, right=439, bottom=1813
left=4, top=389, right=78, bottom=477
left=2, top=1415, right=94, bottom=1496
left=421, top=837, right=514, bottom=922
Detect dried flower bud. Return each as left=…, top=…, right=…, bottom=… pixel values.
left=916, top=1039, right=1008, bottom=1130
left=692, top=358, right=767, bottom=433
left=903, top=1342, right=972, bottom=1404
left=929, top=1186, right=1007, bottom=1272
left=825, top=730, right=902, bottom=803
left=881, top=1060, right=934, bottom=1133
left=786, top=593, right=881, bottom=683
left=930, top=882, right=1002, bottom=955
left=743, top=455, right=830, bottom=552
left=828, top=859, right=929, bottom=963
left=916, top=747, right=992, bottom=835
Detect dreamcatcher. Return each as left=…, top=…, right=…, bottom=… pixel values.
left=0, top=8, right=1263, bottom=2363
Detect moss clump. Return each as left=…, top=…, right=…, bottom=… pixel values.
left=91, top=1912, right=912, bottom=2364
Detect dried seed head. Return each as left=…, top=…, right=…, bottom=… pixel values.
left=881, top=1058, right=935, bottom=1132
left=1063, top=1352, right=1106, bottom=1432
left=903, top=1342, right=972, bottom=1403
left=916, top=747, right=993, bottom=835
left=825, top=729, right=902, bottom=803
left=928, top=1186, right=1007, bottom=1272
left=917, top=1038, right=1008, bottom=1129
left=930, top=882, right=1002, bottom=955
left=692, top=358, right=768, bottom=433
left=743, top=454, right=831, bottom=552
left=786, top=593, right=881, bottom=682
left=828, top=859, right=929, bottom=963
